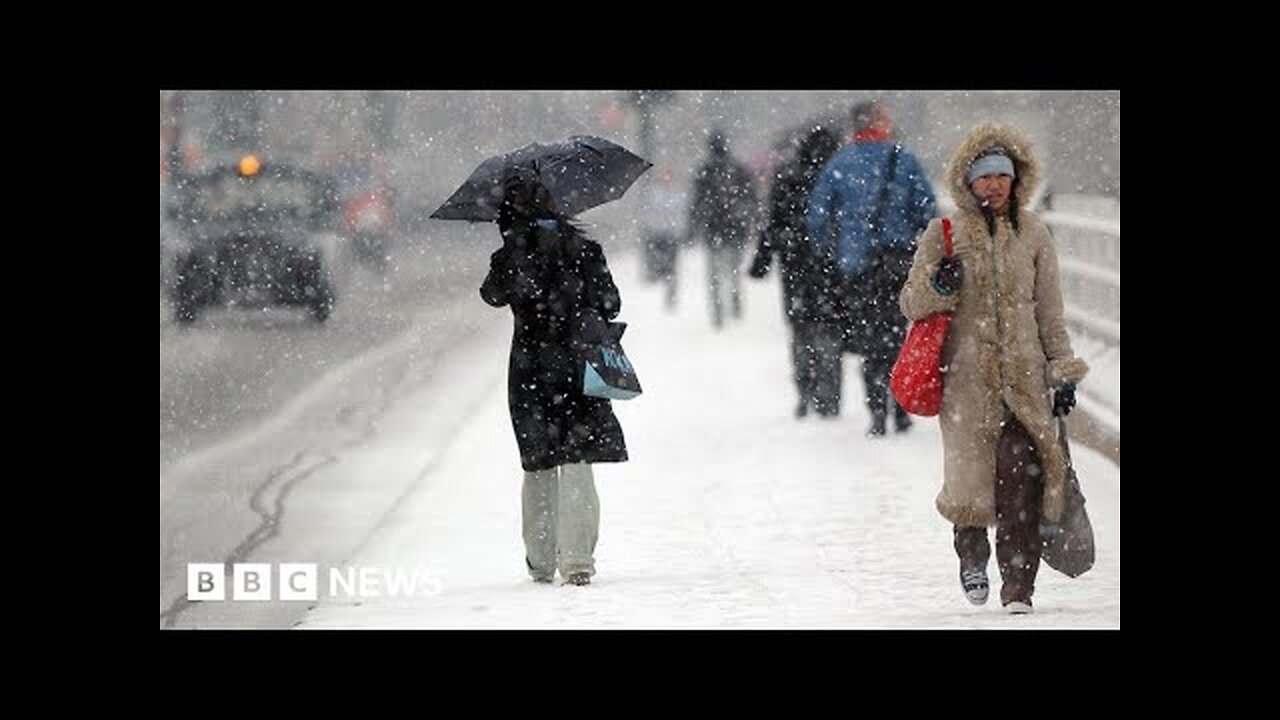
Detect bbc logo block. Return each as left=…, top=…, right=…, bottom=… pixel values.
left=187, top=563, right=318, bottom=602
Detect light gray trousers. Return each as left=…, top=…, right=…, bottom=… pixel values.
left=522, top=463, right=599, bottom=580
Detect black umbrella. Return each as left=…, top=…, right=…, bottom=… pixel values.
left=430, top=135, right=652, bottom=222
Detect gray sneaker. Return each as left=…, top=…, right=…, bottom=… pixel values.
left=961, top=566, right=990, bottom=605
left=1004, top=600, right=1033, bottom=615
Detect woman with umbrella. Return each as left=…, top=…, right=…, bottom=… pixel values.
left=478, top=165, right=629, bottom=587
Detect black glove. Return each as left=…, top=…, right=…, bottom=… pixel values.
left=1053, top=383, right=1076, bottom=417
left=933, top=256, right=963, bottom=295
left=748, top=251, right=771, bottom=279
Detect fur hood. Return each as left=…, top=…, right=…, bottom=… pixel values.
left=946, top=123, right=1041, bottom=215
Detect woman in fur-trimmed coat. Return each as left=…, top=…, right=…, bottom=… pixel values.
left=899, top=123, right=1089, bottom=613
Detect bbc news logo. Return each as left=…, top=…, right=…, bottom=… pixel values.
left=187, top=564, right=443, bottom=601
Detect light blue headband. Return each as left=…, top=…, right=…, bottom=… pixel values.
left=966, top=153, right=1016, bottom=183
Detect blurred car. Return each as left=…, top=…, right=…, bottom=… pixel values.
left=166, top=155, right=341, bottom=324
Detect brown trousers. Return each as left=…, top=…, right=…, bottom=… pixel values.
left=953, top=414, right=1044, bottom=605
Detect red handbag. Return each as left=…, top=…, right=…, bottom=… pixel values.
left=890, top=218, right=955, bottom=417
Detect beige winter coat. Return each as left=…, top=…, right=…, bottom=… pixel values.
left=900, top=124, right=1088, bottom=526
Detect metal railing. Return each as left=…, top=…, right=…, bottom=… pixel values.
left=1043, top=209, right=1120, bottom=345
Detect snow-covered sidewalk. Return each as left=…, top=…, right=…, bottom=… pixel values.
left=299, top=249, right=1120, bottom=629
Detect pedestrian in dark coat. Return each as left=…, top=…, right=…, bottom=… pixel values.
left=749, top=125, right=843, bottom=417
left=480, top=166, right=628, bottom=586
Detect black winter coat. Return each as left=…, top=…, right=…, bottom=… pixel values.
left=753, top=159, right=844, bottom=326
left=481, top=216, right=628, bottom=472
left=688, top=157, right=757, bottom=249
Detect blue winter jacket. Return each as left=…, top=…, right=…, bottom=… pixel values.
left=805, top=140, right=937, bottom=278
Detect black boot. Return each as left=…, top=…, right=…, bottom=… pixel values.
left=894, top=406, right=913, bottom=433
left=867, top=412, right=887, bottom=437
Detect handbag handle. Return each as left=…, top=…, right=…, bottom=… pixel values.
left=1057, top=416, right=1073, bottom=465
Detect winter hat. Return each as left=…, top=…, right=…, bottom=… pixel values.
left=966, top=148, right=1016, bottom=183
